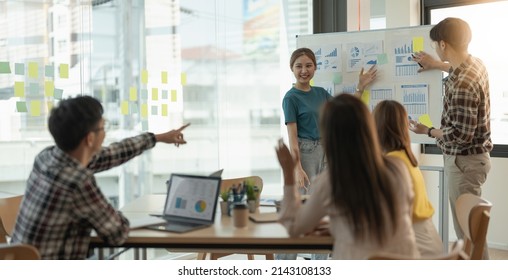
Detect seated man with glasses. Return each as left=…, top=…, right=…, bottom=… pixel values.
left=11, top=95, right=190, bottom=259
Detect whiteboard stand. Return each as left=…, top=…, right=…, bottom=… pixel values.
left=420, top=165, right=448, bottom=253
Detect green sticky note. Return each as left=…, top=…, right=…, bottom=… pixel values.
left=54, top=88, right=63, bottom=99
left=0, top=61, right=11, bottom=74
left=151, top=88, right=158, bottom=101
left=377, top=53, right=389, bottom=65
left=140, top=89, right=148, bottom=100
left=59, top=64, right=69, bottom=78
left=413, top=37, right=424, bottom=52
left=161, top=90, right=168, bottom=99
left=28, top=62, right=38, bottom=78
left=30, top=100, right=41, bottom=117
left=161, top=104, right=168, bottom=116
left=45, top=65, right=54, bottom=77
left=151, top=105, right=158, bottom=116
left=15, top=63, right=25, bottom=75
left=171, top=90, right=177, bottom=102
left=16, top=101, right=28, bottom=112
left=131, top=103, right=139, bottom=114
left=332, top=73, right=343, bottom=84
left=129, top=87, right=137, bottom=101
left=419, top=114, right=433, bottom=127
left=161, top=71, right=168, bottom=84
left=360, top=90, right=370, bottom=106
left=14, top=81, right=25, bottom=97
left=141, top=103, right=148, bottom=118
left=180, top=73, right=187, bottom=85
left=29, top=83, right=39, bottom=95
left=142, top=120, right=148, bottom=131
left=45, top=81, right=55, bottom=97
left=141, top=69, right=148, bottom=84
left=121, top=100, right=129, bottom=115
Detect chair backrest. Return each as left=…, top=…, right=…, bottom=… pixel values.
left=369, top=239, right=468, bottom=260
left=0, top=195, right=23, bottom=242
left=220, top=176, right=263, bottom=197
left=455, top=193, right=492, bottom=260
left=0, top=243, right=40, bottom=260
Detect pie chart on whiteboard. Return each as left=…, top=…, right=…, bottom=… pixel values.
left=195, top=200, right=207, bottom=213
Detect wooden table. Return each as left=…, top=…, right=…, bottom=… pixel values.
left=90, top=195, right=333, bottom=259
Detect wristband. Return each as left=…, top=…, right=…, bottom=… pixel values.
left=427, top=127, right=435, bottom=138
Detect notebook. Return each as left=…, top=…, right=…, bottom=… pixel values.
left=147, top=173, right=221, bottom=233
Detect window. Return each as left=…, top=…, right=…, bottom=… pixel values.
left=0, top=0, right=313, bottom=204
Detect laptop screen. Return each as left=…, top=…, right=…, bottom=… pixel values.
left=163, top=174, right=221, bottom=222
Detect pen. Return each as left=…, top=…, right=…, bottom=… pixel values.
left=412, top=54, right=423, bottom=68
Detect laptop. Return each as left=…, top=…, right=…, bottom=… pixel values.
left=148, top=173, right=221, bottom=233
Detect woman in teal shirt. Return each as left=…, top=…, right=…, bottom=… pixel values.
left=283, top=47, right=377, bottom=194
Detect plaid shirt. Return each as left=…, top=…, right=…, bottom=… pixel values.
left=11, top=133, right=156, bottom=259
left=436, top=55, right=493, bottom=155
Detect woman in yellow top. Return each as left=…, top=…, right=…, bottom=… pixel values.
left=373, top=100, right=442, bottom=257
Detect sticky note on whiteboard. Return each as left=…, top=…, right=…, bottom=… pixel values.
left=418, top=114, right=433, bottom=127
left=413, top=37, right=424, bottom=52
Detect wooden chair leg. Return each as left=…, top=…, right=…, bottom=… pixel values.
left=247, top=254, right=254, bottom=260
left=265, top=254, right=274, bottom=260
left=197, top=253, right=208, bottom=260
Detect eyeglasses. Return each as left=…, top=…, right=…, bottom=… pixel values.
left=92, top=119, right=110, bottom=133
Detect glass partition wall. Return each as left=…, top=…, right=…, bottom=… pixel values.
left=0, top=0, right=313, bottom=206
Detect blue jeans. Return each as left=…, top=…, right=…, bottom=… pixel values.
left=298, top=138, right=325, bottom=195
left=275, top=138, right=328, bottom=260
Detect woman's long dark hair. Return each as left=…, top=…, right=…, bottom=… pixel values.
left=320, top=94, right=399, bottom=245
left=373, top=100, right=418, bottom=167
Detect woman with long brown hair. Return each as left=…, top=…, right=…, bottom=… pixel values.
left=276, top=94, right=418, bottom=259
left=373, top=100, right=442, bottom=256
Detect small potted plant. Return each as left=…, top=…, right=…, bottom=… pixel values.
left=219, top=188, right=230, bottom=215
left=245, top=182, right=259, bottom=213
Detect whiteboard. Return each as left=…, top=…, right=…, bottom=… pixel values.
left=297, top=25, right=442, bottom=144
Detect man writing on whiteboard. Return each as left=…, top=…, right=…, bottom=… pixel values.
left=411, top=17, right=492, bottom=258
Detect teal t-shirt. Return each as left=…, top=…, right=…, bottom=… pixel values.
left=282, top=86, right=332, bottom=140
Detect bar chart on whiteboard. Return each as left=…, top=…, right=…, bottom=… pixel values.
left=400, top=84, right=429, bottom=121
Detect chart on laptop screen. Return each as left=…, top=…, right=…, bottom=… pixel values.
left=164, top=175, right=218, bottom=220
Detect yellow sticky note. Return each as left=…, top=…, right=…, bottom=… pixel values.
left=310, top=79, right=314, bottom=86
left=418, top=114, right=433, bottom=127
left=14, top=81, right=25, bottom=97
left=30, top=100, right=41, bottom=117
left=45, top=81, right=55, bottom=97
left=413, top=37, right=424, bottom=52
left=28, top=62, right=38, bottom=78
left=141, top=69, right=148, bottom=84
left=161, top=71, right=168, bottom=84
left=59, top=64, right=69, bottom=78
left=141, top=103, right=148, bottom=118
left=151, top=88, right=158, bottom=101
left=360, top=90, right=370, bottom=106
left=171, top=90, right=177, bottom=102
left=129, top=87, right=137, bottom=101
left=180, top=72, right=187, bottom=85
left=47, top=101, right=54, bottom=112
left=121, top=100, right=129, bottom=115
left=161, top=104, right=168, bottom=116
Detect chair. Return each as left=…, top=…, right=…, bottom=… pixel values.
left=0, top=243, right=41, bottom=260
left=369, top=239, right=468, bottom=260
left=197, top=176, right=274, bottom=260
left=455, top=193, right=493, bottom=260
left=0, top=195, right=23, bottom=243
